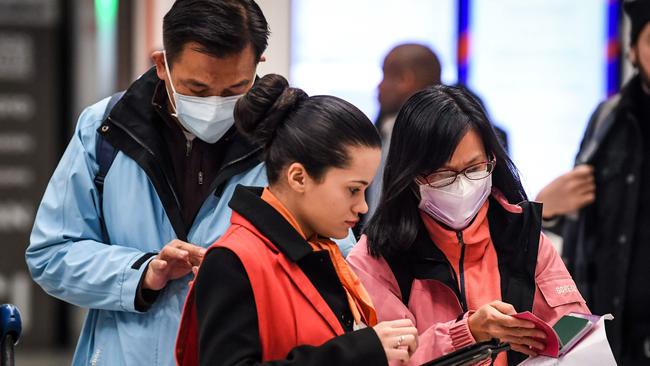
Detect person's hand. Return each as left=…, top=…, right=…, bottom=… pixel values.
left=188, top=265, right=200, bottom=286
left=535, top=165, right=595, bottom=219
left=468, top=301, right=546, bottom=357
left=142, top=240, right=206, bottom=291
left=373, top=319, right=419, bottom=363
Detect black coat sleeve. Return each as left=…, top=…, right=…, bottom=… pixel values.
left=560, top=101, right=607, bottom=267
left=195, top=247, right=388, bottom=366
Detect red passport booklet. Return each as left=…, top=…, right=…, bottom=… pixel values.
left=512, top=312, right=595, bottom=358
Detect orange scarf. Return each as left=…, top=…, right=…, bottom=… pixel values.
left=261, top=188, right=377, bottom=327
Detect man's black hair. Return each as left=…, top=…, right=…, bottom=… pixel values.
left=163, top=0, right=269, bottom=65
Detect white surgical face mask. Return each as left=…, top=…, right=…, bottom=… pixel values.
left=163, top=51, right=241, bottom=143
left=418, top=175, right=492, bottom=231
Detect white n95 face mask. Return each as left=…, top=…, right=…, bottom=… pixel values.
left=418, top=175, right=492, bottom=231
left=163, top=51, right=241, bottom=143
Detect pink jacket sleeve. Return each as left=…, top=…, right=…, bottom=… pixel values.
left=348, top=233, right=589, bottom=366
left=347, top=238, right=480, bottom=366
left=532, top=233, right=590, bottom=324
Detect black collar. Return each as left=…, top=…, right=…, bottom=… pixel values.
left=228, top=185, right=314, bottom=262
left=386, top=196, right=542, bottom=308
left=105, top=68, right=172, bottom=168
left=403, top=196, right=541, bottom=270
left=229, top=185, right=357, bottom=332
left=618, top=74, right=643, bottom=113
left=104, top=67, right=256, bottom=166
left=97, top=68, right=263, bottom=239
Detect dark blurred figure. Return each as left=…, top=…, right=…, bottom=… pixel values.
left=540, top=0, right=650, bottom=363
left=364, top=44, right=441, bottom=231
left=376, top=44, right=442, bottom=139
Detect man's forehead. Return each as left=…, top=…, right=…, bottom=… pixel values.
left=174, top=43, right=256, bottom=68
left=174, top=49, right=256, bottom=84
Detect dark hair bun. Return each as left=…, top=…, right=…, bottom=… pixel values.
left=234, top=74, right=308, bottom=146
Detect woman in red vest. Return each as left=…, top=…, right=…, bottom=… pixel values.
left=176, top=74, right=419, bottom=365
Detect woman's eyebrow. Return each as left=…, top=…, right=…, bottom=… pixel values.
left=463, top=155, right=484, bottom=166
left=349, top=180, right=370, bottom=186
left=439, top=154, right=485, bottom=171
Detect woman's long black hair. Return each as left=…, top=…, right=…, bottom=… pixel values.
left=365, top=84, right=527, bottom=258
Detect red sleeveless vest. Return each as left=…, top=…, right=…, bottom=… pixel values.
left=176, top=211, right=346, bottom=365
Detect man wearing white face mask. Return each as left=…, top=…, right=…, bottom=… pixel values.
left=25, top=1, right=356, bottom=365
left=162, top=50, right=243, bottom=144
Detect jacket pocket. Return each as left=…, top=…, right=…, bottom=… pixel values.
left=538, top=276, right=586, bottom=308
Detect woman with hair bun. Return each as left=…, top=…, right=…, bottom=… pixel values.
left=176, top=74, right=419, bottom=366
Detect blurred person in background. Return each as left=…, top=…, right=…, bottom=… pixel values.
left=536, top=0, right=650, bottom=363
left=364, top=44, right=442, bottom=231
left=24, top=1, right=295, bottom=364
left=375, top=44, right=442, bottom=145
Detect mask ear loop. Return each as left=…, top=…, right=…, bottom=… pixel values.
left=162, top=50, right=179, bottom=117
left=410, top=179, right=422, bottom=201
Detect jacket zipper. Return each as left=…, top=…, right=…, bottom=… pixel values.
left=456, top=231, right=468, bottom=312
left=185, top=138, right=193, bottom=157
left=108, top=117, right=183, bottom=211
left=208, top=146, right=263, bottom=194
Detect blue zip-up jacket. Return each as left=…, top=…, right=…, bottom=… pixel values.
left=26, top=69, right=355, bottom=365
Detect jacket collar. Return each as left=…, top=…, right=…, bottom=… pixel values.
left=618, top=74, right=643, bottom=115
left=97, top=68, right=263, bottom=239
left=228, top=185, right=314, bottom=262
left=420, top=201, right=491, bottom=266
left=105, top=68, right=172, bottom=169
left=407, top=190, right=524, bottom=269
left=105, top=68, right=260, bottom=174
left=610, top=73, right=650, bottom=132
left=387, top=191, right=542, bottom=312
left=228, top=185, right=355, bottom=333
left=100, top=68, right=187, bottom=238
left=422, top=198, right=490, bottom=242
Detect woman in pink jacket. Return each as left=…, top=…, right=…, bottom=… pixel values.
left=347, top=85, right=589, bottom=366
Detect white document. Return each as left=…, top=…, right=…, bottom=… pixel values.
left=518, top=314, right=616, bottom=366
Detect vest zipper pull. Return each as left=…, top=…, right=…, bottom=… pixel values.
left=198, top=171, right=203, bottom=185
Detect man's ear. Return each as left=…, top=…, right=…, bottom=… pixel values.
left=286, top=162, right=308, bottom=193
left=151, top=50, right=170, bottom=81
